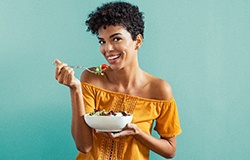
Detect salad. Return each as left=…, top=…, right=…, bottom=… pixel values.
left=94, top=64, right=108, bottom=75
left=87, top=109, right=131, bottom=116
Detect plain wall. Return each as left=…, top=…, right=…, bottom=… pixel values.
left=1, top=0, right=249, bottom=159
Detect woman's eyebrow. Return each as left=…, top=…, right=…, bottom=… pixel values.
left=109, top=33, right=122, bottom=38
left=98, top=33, right=122, bottom=40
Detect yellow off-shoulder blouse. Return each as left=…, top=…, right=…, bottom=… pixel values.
left=76, top=82, right=182, bottom=160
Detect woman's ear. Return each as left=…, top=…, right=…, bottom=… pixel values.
left=135, top=34, right=143, bottom=50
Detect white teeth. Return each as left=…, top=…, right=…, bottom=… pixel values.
left=108, top=55, right=120, bottom=60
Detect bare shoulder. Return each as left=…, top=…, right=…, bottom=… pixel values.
left=147, top=74, right=173, bottom=100
left=80, top=68, right=107, bottom=86
left=81, top=70, right=101, bottom=84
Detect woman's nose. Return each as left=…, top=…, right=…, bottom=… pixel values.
left=104, top=43, right=114, bottom=53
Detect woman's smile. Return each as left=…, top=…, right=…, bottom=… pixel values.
left=107, top=54, right=122, bottom=63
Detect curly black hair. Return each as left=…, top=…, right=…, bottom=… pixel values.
left=85, top=1, right=145, bottom=41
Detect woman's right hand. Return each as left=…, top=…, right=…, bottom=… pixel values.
left=54, top=59, right=81, bottom=90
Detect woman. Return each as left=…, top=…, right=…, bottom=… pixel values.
left=54, top=1, right=181, bottom=160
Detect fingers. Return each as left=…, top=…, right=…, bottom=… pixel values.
left=103, top=132, right=120, bottom=138
left=98, top=124, right=137, bottom=139
left=62, top=69, right=75, bottom=86
left=55, top=61, right=67, bottom=80
left=54, top=59, right=76, bottom=87
left=123, top=123, right=134, bottom=130
left=96, top=131, right=120, bottom=138
left=54, top=59, right=61, bottom=65
left=61, top=67, right=74, bottom=84
left=58, top=66, right=74, bottom=84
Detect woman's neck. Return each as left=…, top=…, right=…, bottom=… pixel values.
left=108, top=65, right=145, bottom=91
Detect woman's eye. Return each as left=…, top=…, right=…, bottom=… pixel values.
left=99, top=40, right=105, bottom=45
left=113, top=37, right=122, bottom=42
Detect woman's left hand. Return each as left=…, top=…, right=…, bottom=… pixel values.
left=101, top=123, right=176, bottom=158
left=104, top=123, right=141, bottom=138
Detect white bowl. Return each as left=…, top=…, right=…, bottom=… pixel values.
left=84, top=114, right=133, bottom=132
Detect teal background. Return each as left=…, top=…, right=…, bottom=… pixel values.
left=1, top=0, right=249, bottom=159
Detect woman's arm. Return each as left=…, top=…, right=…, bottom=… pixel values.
left=108, top=124, right=176, bottom=159
left=70, top=87, right=93, bottom=153
left=135, top=130, right=176, bottom=159
left=54, top=59, right=93, bottom=153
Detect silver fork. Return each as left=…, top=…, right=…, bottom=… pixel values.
left=53, top=63, right=96, bottom=74
left=67, top=65, right=96, bottom=74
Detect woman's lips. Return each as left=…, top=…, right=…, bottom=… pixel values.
left=107, top=54, right=121, bottom=62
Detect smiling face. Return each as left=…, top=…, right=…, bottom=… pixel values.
left=98, top=25, right=142, bottom=71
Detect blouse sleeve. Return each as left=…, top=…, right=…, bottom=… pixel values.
left=154, top=99, right=182, bottom=138
left=81, top=82, right=96, bottom=114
